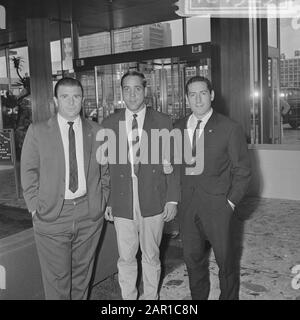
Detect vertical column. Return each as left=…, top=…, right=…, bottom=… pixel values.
left=0, top=94, right=3, bottom=129
left=26, top=18, right=52, bottom=123
left=211, top=18, right=252, bottom=140
left=257, top=18, right=271, bottom=143
left=71, top=22, right=79, bottom=59
left=182, top=18, right=187, bottom=45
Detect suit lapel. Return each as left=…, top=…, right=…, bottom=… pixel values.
left=117, top=109, right=126, bottom=164
left=81, top=117, right=93, bottom=179
left=141, top=108, right=154, bottom=163
left=48, top=116, right=66, bottom=179
left=182, top=115, right=192, bottom=160
left=203, top=110, right=218, bottom=145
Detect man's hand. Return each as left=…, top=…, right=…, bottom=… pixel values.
left=162, top=202, right=177, bottom=222
left=104, top=206, right=114, bottom=222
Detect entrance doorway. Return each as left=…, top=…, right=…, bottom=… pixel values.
left=74, top=43, right=213, bottom=123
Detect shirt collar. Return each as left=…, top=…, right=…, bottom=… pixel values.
left=189, top=108, right=213, bottom=127
left=125, top=104, right=146, bottom=120
left=57, top=113, right=81, bottom=128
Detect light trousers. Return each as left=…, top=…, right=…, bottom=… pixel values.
left=114, top=176, right=164, bottom=300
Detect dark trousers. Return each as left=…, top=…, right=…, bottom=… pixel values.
left=33, top=197, right=103, bottom=300
left=179, top=189, right=239, bottom=300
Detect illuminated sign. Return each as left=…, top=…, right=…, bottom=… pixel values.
left=175, top=0, right=300, bottom=18
left=0, top=5, right=5, bottom=29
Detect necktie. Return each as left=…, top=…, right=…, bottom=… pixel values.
left=68, top=121, right=78, bottom=193
left=131, top=114, right=140, bottom=176
left=192, top=120, right=202, bottom=157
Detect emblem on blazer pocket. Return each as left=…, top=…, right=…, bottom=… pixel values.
left=163, top=159, right=173, bottom=174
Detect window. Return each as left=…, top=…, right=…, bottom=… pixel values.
left=0, top=49, right=7, bottom=78
left=268, top=18, right=278, bottom=48
left=280, top=18, right=300, bottom=144
left=186, top=17, right=210, bottom=44
left=79, top=32, right=111, bottom=58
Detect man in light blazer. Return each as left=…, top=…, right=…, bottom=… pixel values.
left=102, top=71, right=180, bottom=300
left=175, top=76, right=251, bottom=300
left=21, top=77, right=110, bottom=300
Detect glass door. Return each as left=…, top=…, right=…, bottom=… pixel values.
left=75, top=44, right=212, bottom=123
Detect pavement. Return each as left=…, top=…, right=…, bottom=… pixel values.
left=1, top=166, right=300, bottom=300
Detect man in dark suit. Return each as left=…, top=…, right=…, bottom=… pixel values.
left=21, top=77, right=110, bottom=299
left=176, top=76, right=251, bottom=300
left=101, top=71, right=180, bottom=300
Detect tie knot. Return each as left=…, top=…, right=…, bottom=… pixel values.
left=196, top=120, right=201, bottom=129
left=133, top=114, right=138, bottom=119
left=68, top=121, right=74, bottom=127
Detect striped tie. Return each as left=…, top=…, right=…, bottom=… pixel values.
left=68, top=121, right=78, bottom=193
left=192, top=120, right=201, bottom=157
left=131, top=114, right=140, bottom=176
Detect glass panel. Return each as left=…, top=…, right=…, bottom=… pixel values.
left=270, top=58, right=281, bottom=143
left=79, top=32, right=111, bottom=58
left=82, top=20, right=182, bottom=58
left=113, top=22, right=174, bottom=53
left=113, top=28, right=133, bottom=53
left=0, top=49, right=7, bottom=78
left=9, top=47, right=29, bottom=95
left=280, top=18, right=300, bottom=144
left=249, top=18, right=261, bottom=144
left=51, top=38, right=74, bottom=78
left=0, top=50, right=8, bottom=129
left=8, top=46, right=30, bottom=103
left=51, top=40, right=62, bottom=76
left=268, top=18, right=277, bottom=48
left=165, top=19, right=183, bottom=47
left=0, top=46, right=32, bottom=158
left=186, top=17, right=210, bottom=44
left=79, top=53, right=212, bottom=124
left=77, top=70, right=98, bottom=120
left=50, top=20, right=74, bottom=80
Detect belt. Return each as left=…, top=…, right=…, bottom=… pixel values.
left=64, top=194, right=87, bottom=206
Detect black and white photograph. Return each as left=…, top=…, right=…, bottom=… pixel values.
left=0, top=0, right=300, bottom=304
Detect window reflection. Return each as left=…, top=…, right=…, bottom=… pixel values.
left=280, top=18, right=300, bottom=144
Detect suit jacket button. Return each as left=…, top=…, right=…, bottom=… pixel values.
left=120, top=174, right=124, bottom=178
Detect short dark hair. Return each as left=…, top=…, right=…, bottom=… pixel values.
left=54, top=77, right=84, bottom=98
left=185, top=76, right=213, bottom=95
left=121, top=70, right=147, bottom=88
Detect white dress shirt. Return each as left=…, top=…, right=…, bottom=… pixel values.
left=57, top=113, right=87, bottom=199
left=187, top=108, right=213, bottom=145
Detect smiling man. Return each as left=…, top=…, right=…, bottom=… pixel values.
left=175, top=76, right=251, bottom=300
left=102, top=70, right=180, bottom=300
left=21, top=77, right=110, bottom=300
